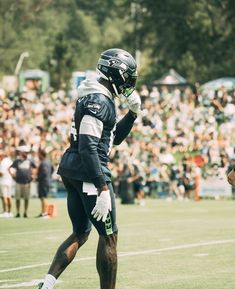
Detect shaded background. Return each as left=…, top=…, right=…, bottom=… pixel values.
left=1, top=0, right=235, bottom=88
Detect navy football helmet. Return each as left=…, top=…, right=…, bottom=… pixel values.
left=97, top=48, right=137, bottom=98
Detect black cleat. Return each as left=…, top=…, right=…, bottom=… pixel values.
left=15, top=213, right=20, bottom=218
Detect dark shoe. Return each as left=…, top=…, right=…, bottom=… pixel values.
left=15, top=213, right=20, bottom=218
left=36, top=213, right=49, bottom=219
left=41, top=212, right=49, bottom=219
left=23, top=213, right=28, bottom=218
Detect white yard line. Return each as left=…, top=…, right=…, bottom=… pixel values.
left=0, top=262, right=51, bottom=273
left=1, top=239, right=235, bottom=274
left=0, top=280, right=17, bottom=283
left=0, top=219, right=198, bottom=237
left=194, top=253, right=209, bottom=257
left=0, top=229, right=64, bottom=237
left=0, top=279, right=62, bottom=288
left=116, top=239, right=235, bottom=256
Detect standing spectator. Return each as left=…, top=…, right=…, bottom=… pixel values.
left=36, top=149, right=53, bottom=218
left=9, top=145, right=36, bottom=218
left=170, top=164, right=184, bottom=200
left=131, top=164, right=145, bottom=206
left=158, top=163, right=170, bottom=199
left=118, top=163, right=134, bottom=204
left=182, top=164, right=195, bottom=200
left=0, top=149, right=13, bottom=217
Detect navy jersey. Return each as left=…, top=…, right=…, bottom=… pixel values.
left=37, top=159, right=53, bottom=186
left=58, top=79, right=136, bottom=189
left=11, top=158, right=36, bottom=184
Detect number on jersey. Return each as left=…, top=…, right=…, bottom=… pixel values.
left=71, top=120, right=77, bottom=141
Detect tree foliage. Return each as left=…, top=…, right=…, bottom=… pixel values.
left=137, top=0, right=235, bottom=83
left=0, top=0, right=235, bottom=87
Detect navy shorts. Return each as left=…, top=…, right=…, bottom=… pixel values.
left=38, top=182, right=49, bottom=198
left=61, top=176, right=118, bottom=236
left=133, top=181, right=144, bottom=194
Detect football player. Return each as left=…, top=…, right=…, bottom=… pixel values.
left=37, top=48, right=141, bottom=289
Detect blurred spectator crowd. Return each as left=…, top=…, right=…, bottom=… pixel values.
left=0, top=82, right=234, bottom=202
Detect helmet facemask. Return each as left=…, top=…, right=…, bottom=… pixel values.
left=118, top=73, right=137, bottom=98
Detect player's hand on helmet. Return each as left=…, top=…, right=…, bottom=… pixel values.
left=127, top=91, right=141, bottom=114
left=91, top=190, right=112, bottom=222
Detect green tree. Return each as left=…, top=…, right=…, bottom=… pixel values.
left=132, top=0, right=235, bottom=84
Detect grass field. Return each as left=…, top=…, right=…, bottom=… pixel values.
left=1, top=198, right=235, bottom=289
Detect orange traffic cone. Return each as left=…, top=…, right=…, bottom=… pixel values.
left=47, top=203, right=57, bottom=217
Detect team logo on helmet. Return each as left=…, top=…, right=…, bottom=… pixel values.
left=108, top=59, right=127, bottom=71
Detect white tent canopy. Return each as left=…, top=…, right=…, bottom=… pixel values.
left=201, top=77, right=235, bottom=91
left=153, top=69, right=187, bottom=86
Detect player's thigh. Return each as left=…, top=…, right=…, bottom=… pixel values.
left=15, top=184, right=21, bottom=200
left=79, top=182, right=118, bottom=236
left=5, top=185, right=12, bottom=198
left=0, top=185, right=4, bottom=198
left=61, top=176, right=92, bottom=234
left=22, top=184, right=30, bottom=200
left=38, top=182, right=49, bottom=198
left=1, top=185, right=11, bottom=198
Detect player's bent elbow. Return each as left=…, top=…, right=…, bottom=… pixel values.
left=113, top=138, right=122, bottom=146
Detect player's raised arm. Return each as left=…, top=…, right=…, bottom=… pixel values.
left=114, top=91, right=141, bottom=145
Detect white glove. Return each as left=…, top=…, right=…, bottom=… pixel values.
left=91, top=190, right=112, bottom=222
left=127, top=91, right=141, bottom=114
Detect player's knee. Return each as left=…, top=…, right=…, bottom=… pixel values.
left=75, top=231, right=90, bottom=246
left=100, top=232, right=118, bottom=250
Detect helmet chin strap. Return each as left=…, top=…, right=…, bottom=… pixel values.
left=110, top=78, right=119, bottom=97
left=111, top=82, right=127, bottom=100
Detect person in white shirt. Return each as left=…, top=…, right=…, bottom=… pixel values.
left=0, top=149, right=13, bottom=218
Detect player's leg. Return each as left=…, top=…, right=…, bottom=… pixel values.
left=96, top=232, right=118, bottom=289
left=2, top=185, right=13, bottom=217
left=1, top=197, right=6, bottom=214
left=47, top=231, right=89, bottom=278
left=15, top=184, right=21, bottom=217
left=79, top=182, right=118, bottom=289
left=37, top=183, right=49, bottom=217
left=6, top=185, right=12, bottom=214
left=0, top=186, right=7, bottom=214
left=23, top=184, right=30, bottom=217
left=96, top=184, right=118, bottom=289
left=42, top=196, right=48, bottom=215
left=38, top=177, right=91, bottom=289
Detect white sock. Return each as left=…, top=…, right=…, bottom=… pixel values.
left=41, top=274, right=57, bottom=289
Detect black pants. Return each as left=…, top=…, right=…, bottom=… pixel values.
left=61, top=176, right=118, bottom=236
